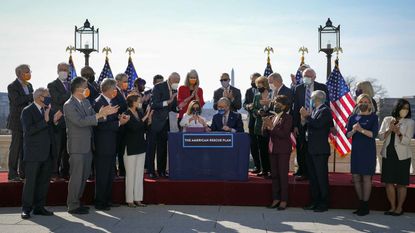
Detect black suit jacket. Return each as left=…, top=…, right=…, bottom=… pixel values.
left=48, top=78, right=71, bottom=129
left=93, top=95, right=119, bottom=156
left=124, top=109, right=147, bottom=155
left=150, top=81, right=177, bottom=132
left=21, top=103, right=55, bottom=161
left=213, top=86, right=242, bottom=112
left=111, top=88, right=128, bottom=115
left=293, top=82, right=329, bottom=128
left=306, top=104, right=333, bottom=155
left=276, top=85, right=294, bottom=111
left=87, top=81, right=100, bottom=106
left=7, top=79, right=34, bottom=131
left=210, top=111, right=244, bottom=133
left=243, top=87, right=257, bottom=129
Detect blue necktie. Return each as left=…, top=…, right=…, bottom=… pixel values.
left=305, top=86, right=311, bottom=110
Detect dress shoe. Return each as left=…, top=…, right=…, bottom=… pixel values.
left=303, top=204, right=317, bottom=210
left=95, top=205, right=111, bottom=211
left=277, top=202, right=287, bottom=211
left=149, top=173, right=158, bottom=179
left=33, top=208, right=54, bottom=216
left=295, top=176, right=308, bottom=181
left=391, top=211, right=404, bottom=216
left=9, top=177, right=22, bottom=182
left=159, top=172, right=169, bottom=178
left=250, top=169, right=261, bottom=174
left=384, top=211, right=393, bottom=215
left=21, top=211, right=31, bottom=219
left=80, top=204, right=90, bottom=211
left=313, top=207, right=328, bottom=212
left=68, top=207, right=89, bottom=215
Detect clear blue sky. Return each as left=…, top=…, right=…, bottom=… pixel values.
left=0, top=0, right=414, bottom=99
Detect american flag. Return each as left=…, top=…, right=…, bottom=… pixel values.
left=326, top=62, right=356, bottom=156
left=294, top=69, right=303, bottom=86
left=125, top=57, right=138, bottom=90
left=263, top=62, right=273, bottom=77
left=68, top=55, right=77, bottom=81
left=97, top=57, right=114, bottom=84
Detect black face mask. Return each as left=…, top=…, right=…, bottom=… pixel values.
left=358, top=103, right=369, bottom=112
left=192, top=108, right=201, bottom=115
left=258, top=87, right=265, bottom=93
left=251, top=82, right=256, bottom=88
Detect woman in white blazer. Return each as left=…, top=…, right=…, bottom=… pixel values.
left=378, top=99, right=414, bottom=216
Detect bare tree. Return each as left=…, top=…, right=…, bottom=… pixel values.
left=344, top=75, right=388, bottom=99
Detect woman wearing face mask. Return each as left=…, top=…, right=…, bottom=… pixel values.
left=346, top=94, right=379, bottom=216
left=123, top=94, right=152, bottom=208
left=263, top=95, right=293, bottom=210
left=177, top=70, right=205, bottom=130
left=252, top=76, right=272, bottom=177
left=378, top=99, right=414, bottom=216
left=179, top=100, right=208, bottom=132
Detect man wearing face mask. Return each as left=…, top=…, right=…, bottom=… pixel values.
left=112, top=73, right=129, bottom=177
left=7, top=64, right=34, bottom=181
left=93, top=78, right=130, bottom=210
left=47, top=62, right=72, bottom=181
left=64, top=77, right=118, bottom=215
left=299, top=90, right=333, bottom=212
left=243, top=72, right=262, bottom=173
left=211, top=97, right=244, bottom=133
left=292, top=68, right=329, bottom=181
left=20, top=88, right=62, bottom=219
left=148, top=72, right=180, bottom=178
left=268, top=72, right=293, bottom=113
left=81, top=66, right=100, bottom=106
left=213, top=73, right=242, bottom=112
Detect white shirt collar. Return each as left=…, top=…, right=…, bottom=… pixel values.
left=102, top=94, right=112, bottom=105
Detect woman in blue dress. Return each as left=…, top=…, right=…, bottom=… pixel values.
left=346, top=94, right=379, bottom=216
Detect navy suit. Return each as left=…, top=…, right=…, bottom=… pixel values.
left=111, top=88, right=128, bottom=176
left=20, top=103, right=55, bottom=212
left=210, top=111, right=244, bottom=133
left=213, top=86, right=242, bottom=112
left=93, top=95, right=119, bottom=208
left=304, top=104, right=333, bottom=209
left=292, top=81, right=329, bottom=177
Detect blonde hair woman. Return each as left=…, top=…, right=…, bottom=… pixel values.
left=346, top=94, right=379, bottom=216
left=355, top=81, right=378, bottom=113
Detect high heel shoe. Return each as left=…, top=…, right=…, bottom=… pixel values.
left=267, top=201, right=280, bottom=209
left=277, top=202, right=287, bottom=211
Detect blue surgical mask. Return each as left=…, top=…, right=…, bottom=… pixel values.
left=218, top=109, right=225, bottom=115
left=310, top=99, right=315, bottom=109
left=43, top=96, right=52, bottom=106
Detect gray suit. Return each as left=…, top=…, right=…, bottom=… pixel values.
left=63, top=96, right=98, bottom=211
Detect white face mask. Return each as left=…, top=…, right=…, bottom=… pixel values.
left=399, top=109, right=409, bottom=118
left=303, top=77, right=312, bottom=85
left=137, top=103, right=143, bottom=109
left=171, top=83, right=179, bottom=91
left=58, top=71, right=68, bottom=81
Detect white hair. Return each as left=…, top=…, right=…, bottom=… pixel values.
left=302, top=68, right=316, bottom=78
left=311, top=90, right=326, bottom=103
left=33, top=87, right=48, bottom=99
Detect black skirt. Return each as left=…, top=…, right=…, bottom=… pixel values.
left=381, top=133, right=411, bottom=186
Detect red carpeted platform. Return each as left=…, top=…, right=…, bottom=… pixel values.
left=0, top=171, right=414, bottom=212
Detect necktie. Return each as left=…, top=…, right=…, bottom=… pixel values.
left=305, top=86, right=311, bottom=110
left=222, top=114, right=227, bottom=127
left=64, top=81, right=69, bottom=92
left=41, top=108, right=45, bottom=116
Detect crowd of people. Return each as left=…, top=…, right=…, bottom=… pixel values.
left=6, top=62, right=414, bottom=219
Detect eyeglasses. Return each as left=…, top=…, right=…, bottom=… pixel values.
left=220, top=79, right=229, bottom=82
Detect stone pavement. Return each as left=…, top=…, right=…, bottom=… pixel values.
left=0, top=205, right=414, bottom=233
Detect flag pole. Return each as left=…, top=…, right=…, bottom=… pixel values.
left=331, top=47, right=343, bottom=172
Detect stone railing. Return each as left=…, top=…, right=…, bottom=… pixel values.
left=1, top=135, right=414, bottom=174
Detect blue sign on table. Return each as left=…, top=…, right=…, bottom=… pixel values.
left=182, top=133, right=234, bottom=148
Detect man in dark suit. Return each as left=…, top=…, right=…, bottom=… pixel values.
left=7, top=64, right=34, bottom=181
left=20, top=87, right=62, bottom=219
left=292, top=68, right=329, bottom=181
left=93, top=78, right=129, bottom=210
left=64, top=77, right=118, bottom=215
left=243, top=72, right=261, bottom=172
left=211, top=97, right=244, bottom=133
left=81, top=66, right=100, bottom=106
left=268, top=72, right=293, bottom=112
left=148, top=72, right=180, bottom=178
left=300, top=90, right=333, bottom=212
left=213, top=73, right=242, bottom=112
left=47, top=63, right=71, bottom=181
left=112, top=73, right=129, bottom=177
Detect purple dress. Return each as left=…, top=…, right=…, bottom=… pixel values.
left=346, top=113, right=379, bottom=175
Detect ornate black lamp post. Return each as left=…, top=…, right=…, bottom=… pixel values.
left=318, top=18, right=340, bottom=79
left=75, top=19, right=99, bottom=66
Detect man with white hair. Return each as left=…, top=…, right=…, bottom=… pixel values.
left=268, top=72, right=293, bottom=112
left=292, top=67, right=329, bottom=181
left=7, top=64, right=34, bottom=181
left=47, top=62, right=71, bottom=181
left=20, top=87, right=62, bottom=219
left=300, top=90, right=333, bottom=212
